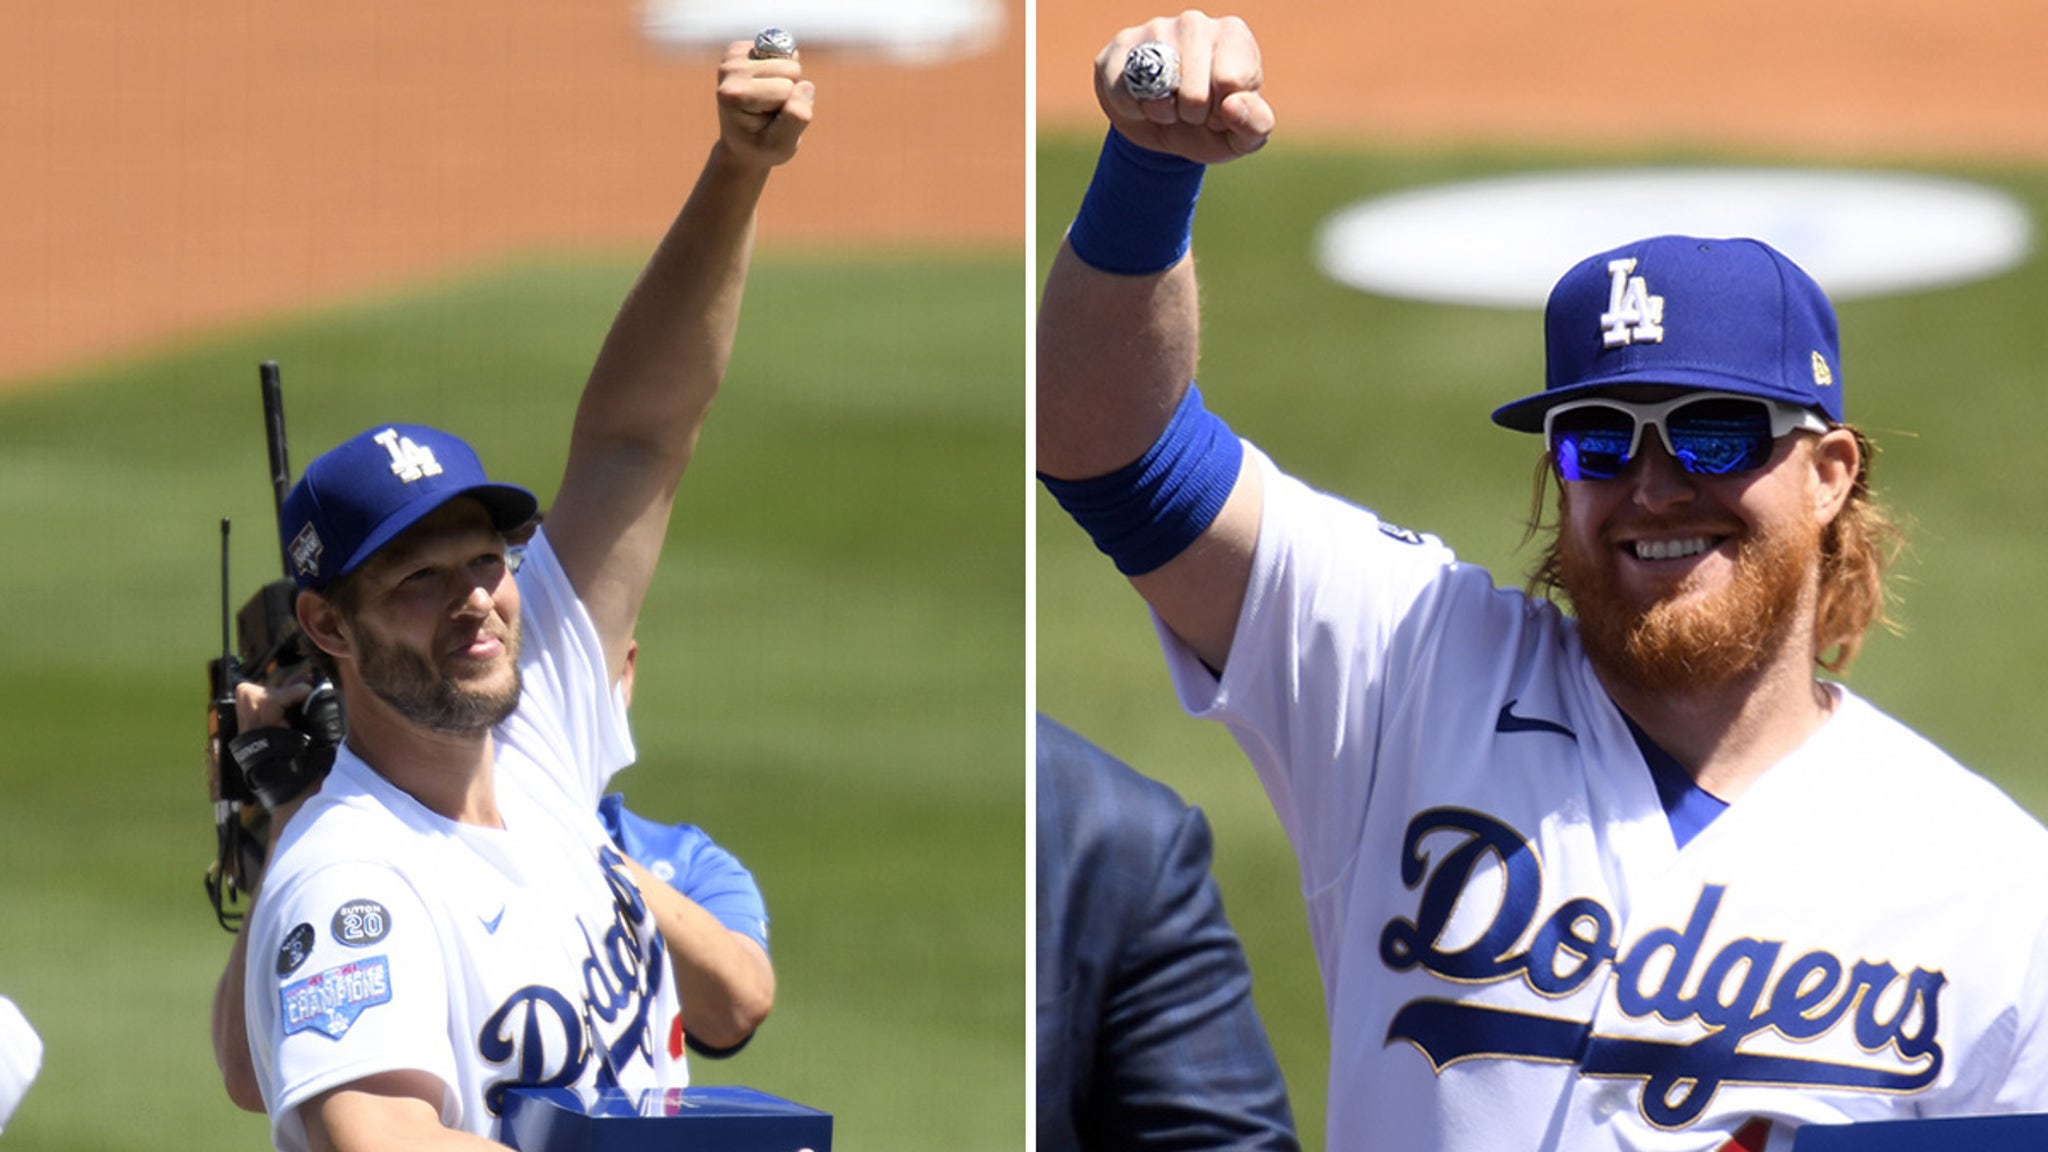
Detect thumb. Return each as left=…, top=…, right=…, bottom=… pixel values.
left=1213, top=90, right=1274, bottom=157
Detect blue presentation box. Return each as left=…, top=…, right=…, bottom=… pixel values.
left=501, top=1085, right=832, bottom=1152
left=1793, top=1112, right=2048, bottom=1151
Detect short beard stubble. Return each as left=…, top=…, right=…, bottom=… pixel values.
left=353, top=616, right=523, bottom=735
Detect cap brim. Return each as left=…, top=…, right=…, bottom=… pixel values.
left=334, top=482, right=539, bottom=582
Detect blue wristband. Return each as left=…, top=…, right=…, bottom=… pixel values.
left=1038, top=384, right=1243, bottom=576
left=1066, top=128, right=1207, bottom=276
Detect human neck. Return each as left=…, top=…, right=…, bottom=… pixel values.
left=1596, top=648, right=1837, bottom=804
left=341, top=692, right=503, bottom=828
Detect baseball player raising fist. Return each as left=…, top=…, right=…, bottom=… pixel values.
left=233, top=38, right=809, bottom=1152
left=1038, top=12, right=2048, bottom=1151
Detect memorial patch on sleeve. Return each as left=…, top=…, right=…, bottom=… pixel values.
left=280, top=955, right=393, bottom=1041
left=277, top=922, right=316, bottom=977
left=331, top=898, right=392, bottom=947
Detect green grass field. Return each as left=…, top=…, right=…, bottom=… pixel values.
left=1037, top=132, right=2048, bottom=1148
left=0, top=249, right=1023, bottom=1149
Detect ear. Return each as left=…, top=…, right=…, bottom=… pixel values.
left=296, top=588, right=355, bottom=664
left=1809, top=427, right=1861, bottom=527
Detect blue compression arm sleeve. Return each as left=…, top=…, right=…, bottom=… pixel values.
left=1038, top=384, right=1243, bottom=576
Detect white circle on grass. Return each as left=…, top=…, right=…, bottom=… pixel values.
left=1315, top=169, right=2032, bottom=308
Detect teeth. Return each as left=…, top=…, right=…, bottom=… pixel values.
left=1633, top=537, right=1714, bottom=561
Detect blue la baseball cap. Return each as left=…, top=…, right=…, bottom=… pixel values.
left=280, top=424, right=538, bottom=590
left=1491, top=235, right=1844, bottom=432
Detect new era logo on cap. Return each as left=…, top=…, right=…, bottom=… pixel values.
left=280, top=423, right=538, bottom=590
left=1492, top=235, right=1844, bottom=432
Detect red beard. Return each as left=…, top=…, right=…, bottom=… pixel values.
left=1556, top=504, right=1819, bottom=695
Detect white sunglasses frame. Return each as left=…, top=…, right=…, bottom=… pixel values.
left=1542, top=390, right=1831, bottom=479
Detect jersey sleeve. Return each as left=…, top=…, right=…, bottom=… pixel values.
left=1158, top=443, right=1518, bottom=892
left=1957, top=860, right=2048, bottom=1115
left=497, top=528, right=636, bottom=808
left=1982, top=891, right=2048, bottom=1111
left=599, top=794, right=770, bottom=951
left=668, top=832, right=771, bottom=952
left=0, top=996, right=40, bottom=1134
left=246, top=860, right=458, bottom=1151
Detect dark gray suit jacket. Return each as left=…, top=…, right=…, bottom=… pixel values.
left=1036, top=714, right=1299, bottom=1152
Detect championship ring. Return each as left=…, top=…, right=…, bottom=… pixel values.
left=1121, top=41, right=1180, bottom=102
left=750, top=27, right=798, bottom=60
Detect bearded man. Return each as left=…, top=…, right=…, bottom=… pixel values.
left=1036, top=12, right=2048, bottom=1151
left=237, top=38, right=812, bottom=1152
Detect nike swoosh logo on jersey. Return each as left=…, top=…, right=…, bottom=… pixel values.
left=481, top=907, right=505, bottom=934
left=1496, top=699, right=1576, bottom=740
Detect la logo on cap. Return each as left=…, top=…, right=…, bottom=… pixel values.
left=374, top=428, right=444, bottom=483
left=1600, top=257, right=1664, bottom=348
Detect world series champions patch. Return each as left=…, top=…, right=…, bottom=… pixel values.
left=281, top=956, right=392, bottom=1041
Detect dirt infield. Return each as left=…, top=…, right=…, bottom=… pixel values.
left=1039, top=1, right=2048, bottom=160
left=2, top=1, right=1022, bottom=386
left=10, top=2, right=2043, bottom=387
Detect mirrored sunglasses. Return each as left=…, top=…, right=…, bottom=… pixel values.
left=1544, top=391, right=1831, bottom=482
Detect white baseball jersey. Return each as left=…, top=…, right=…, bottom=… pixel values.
left=0, top=996, right=40, bottom=1134
left=245, top=530, right=683, bottom=1151
left=1158, top=445, right=2048, bottom=1151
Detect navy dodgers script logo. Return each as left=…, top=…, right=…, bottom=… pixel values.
left=1379, top=809, right=1945, bottom=1128
left=475, top=845, right=668, bottom=1116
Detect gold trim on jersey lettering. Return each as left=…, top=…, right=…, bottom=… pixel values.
left=1380, top=806, right=1949, bottom=1128
left=1578, top=1036, right=1944, bottom=1133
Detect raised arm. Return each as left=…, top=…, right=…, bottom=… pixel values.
left=1036, top=13, right=1274, bottom=671
left=545, top=40, right=814, bottom=678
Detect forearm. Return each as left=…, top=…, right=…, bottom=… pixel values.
left=305, top=1074, right=502, bottom=1152
left=213, top=927, right=265, bottom=1112
left=672, top=929, right=776, bottom=1053
left=573, top=141, right=768, bottom=468
left=214, top=775, right=311, bottom=1114
left=1040, top=13, right=1270, bottom=480
left=545, top=41, right=809, bottom=664
left=1040, top=14, right=1275, bottom=668
left=624, top=859, right=775, bottom=1050
left=550, top=142, right=775, bottom=664
left=569, top=39, right=809, bottom=479
left=1036, top=241, right=1202, bottom=480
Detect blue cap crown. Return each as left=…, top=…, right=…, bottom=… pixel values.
left=1492, top=235, right=1843, bottom=431
left=280, top=424, right=538, bottom=590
